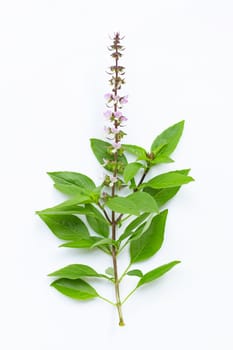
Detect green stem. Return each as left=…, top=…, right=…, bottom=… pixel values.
left=119, top=262, right=132, bottom=283
left=122, top=286, right=138, bottom=305
left=98, top=294, right=116, bottom=306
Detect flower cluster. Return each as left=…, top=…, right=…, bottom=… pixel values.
left=103, top=32, right=128, bottom=157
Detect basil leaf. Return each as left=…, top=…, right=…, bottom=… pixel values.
left=151, top=120, right=185, bottom=157
left=38, top=214, right=89, bottom=241
left=48, top=264, right=100, bottom=279
left=123, top=144, right=147, bottom=160
left=85, top=204, right=109, bottom=237
left=127, top=269, right=143, bottom=277
left=123, top=162, right=144, bottom=183
left=137, top=261, right=181, bottom=287
left=106, top=192, right=159, bottom=216
left=51, top=278, right=98, bottom=300
left=143, top=170, right=194, bottom=189
left=130, top=210, right=168, bottom=263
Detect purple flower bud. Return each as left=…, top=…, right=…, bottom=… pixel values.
left=112, top=95, right=120, bottom=102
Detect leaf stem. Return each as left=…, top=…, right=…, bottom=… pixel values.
left=134, top=166, right=150, bottom=192
left=119, top=262, right=132, bottom=283
left=98, top=201, right=112, bottom=224
left=98, top=294, right=116, bottom=306
left=122, top=286, right=138, bottom=305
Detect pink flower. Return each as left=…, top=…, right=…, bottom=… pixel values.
left=112, top=95, right=120, bottom=102
left=119, top=115, right=128, bottom=122
left=104, top=110, right=113, bottom=119
left=110, top=127, right=120, bottom=134
left=120, top=95, right=128, bottom=104
left=104, top=93, right=112, bottom=100
left=112, top=141, right=121, bottom=153
left=113, top=111, right=122, bottom=119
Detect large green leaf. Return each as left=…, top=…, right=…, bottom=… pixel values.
left=90, top=138, right=127, bottom=173
left=37, top=202, right=94, bottom=216
left=143, top=170, right=194, bottom=189
left=51, top=278, right=98, bottom=300
left=130, top=210, right=168, bottom=263
left=151, top=121, right=185, bottom=157
left=106, top=192, right=159, bottom=216
left=144, top=169, right=190, bottom=207
left=123, top=162, right=144, bottom=183
left=48, top=171, right=96, bottom=196
left=38, top=214, right=89, bottom=241
left=137, top=261, right=181, bottom=287
left=122, top=144, right=147, bottom=160
left=85, top=204, right=109, bottom=237
left=48, top=264, right=100, bottom=279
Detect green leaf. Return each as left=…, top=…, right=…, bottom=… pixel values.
left=143, top=170, right=194, bottom=189
left=123, top=162, right=143, bottom=183
left=105, top=267, right=114, bottom=276
left=48, top=171, right=96, bottom=196
left=51, top=278, right=98, bottom=300
left=130, top=210, right=168, bottom=263
left=48, top=264, right=100, bottom=279
left=137, top=261, right=181, bottom=287
left=127, top=269, right=143, bottom=277
left=144, top=169, right=190, bottom=207
left=37, top=202, right=94, bottom=216
left=123, top=144, right=147, bottom=160
left=91, top=238, right=118, bottom=248
left=38, top=214, right=89, bottom=241
left=127, top=192, right=159, bottom=213
left=59, top=238, right=95, bottom=248
left=85, top=204, right=109, bottom=237
left=119, top=213, right=149, bottom=242
left=151, top=120, right=185, bottom=157
left=90, top=138, right=127, bottom=173
left=106, top=192, right=159, bottom=216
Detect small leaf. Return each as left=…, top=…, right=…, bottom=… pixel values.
left=127, top=269, right=143, bottom=277
left=48, top=264, right=100, bottom=279
left=85, top=204, right=109, bottom=237
left=51, top=278, right=98, bottom=300
left=130, top=210, right=168, bottom=263
left=90, top=138, right=127, bottom=173
left=123, top=144, right=147, bottom=160
left=37, top=202, right=94, bottom=216
left=91, top=238, right=118, bottom=248
left=144, top=169, right=190, bottom=207
left=143, top=170, right=194, bottom=189
left=123, top=162, right=143, bottom=183
left=119, top=213, right=149, bottom=242
left=38, top=214, right=89, bottom=241
left=59, top=238, right=95, bottom=248
left=137, top=261, right=181, bottom=287
left=105, top=267, right=114, bottom=276
left=151, top=121, right=185, bottom=157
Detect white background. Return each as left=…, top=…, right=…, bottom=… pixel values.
left=0, top=0, right=233, bottom=349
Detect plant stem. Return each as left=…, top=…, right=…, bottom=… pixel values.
left=134, top=166, right=150, bottom=191
left=98, top=294, right=116, bottom=306
left=110, top=33, right=125, bottom=326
